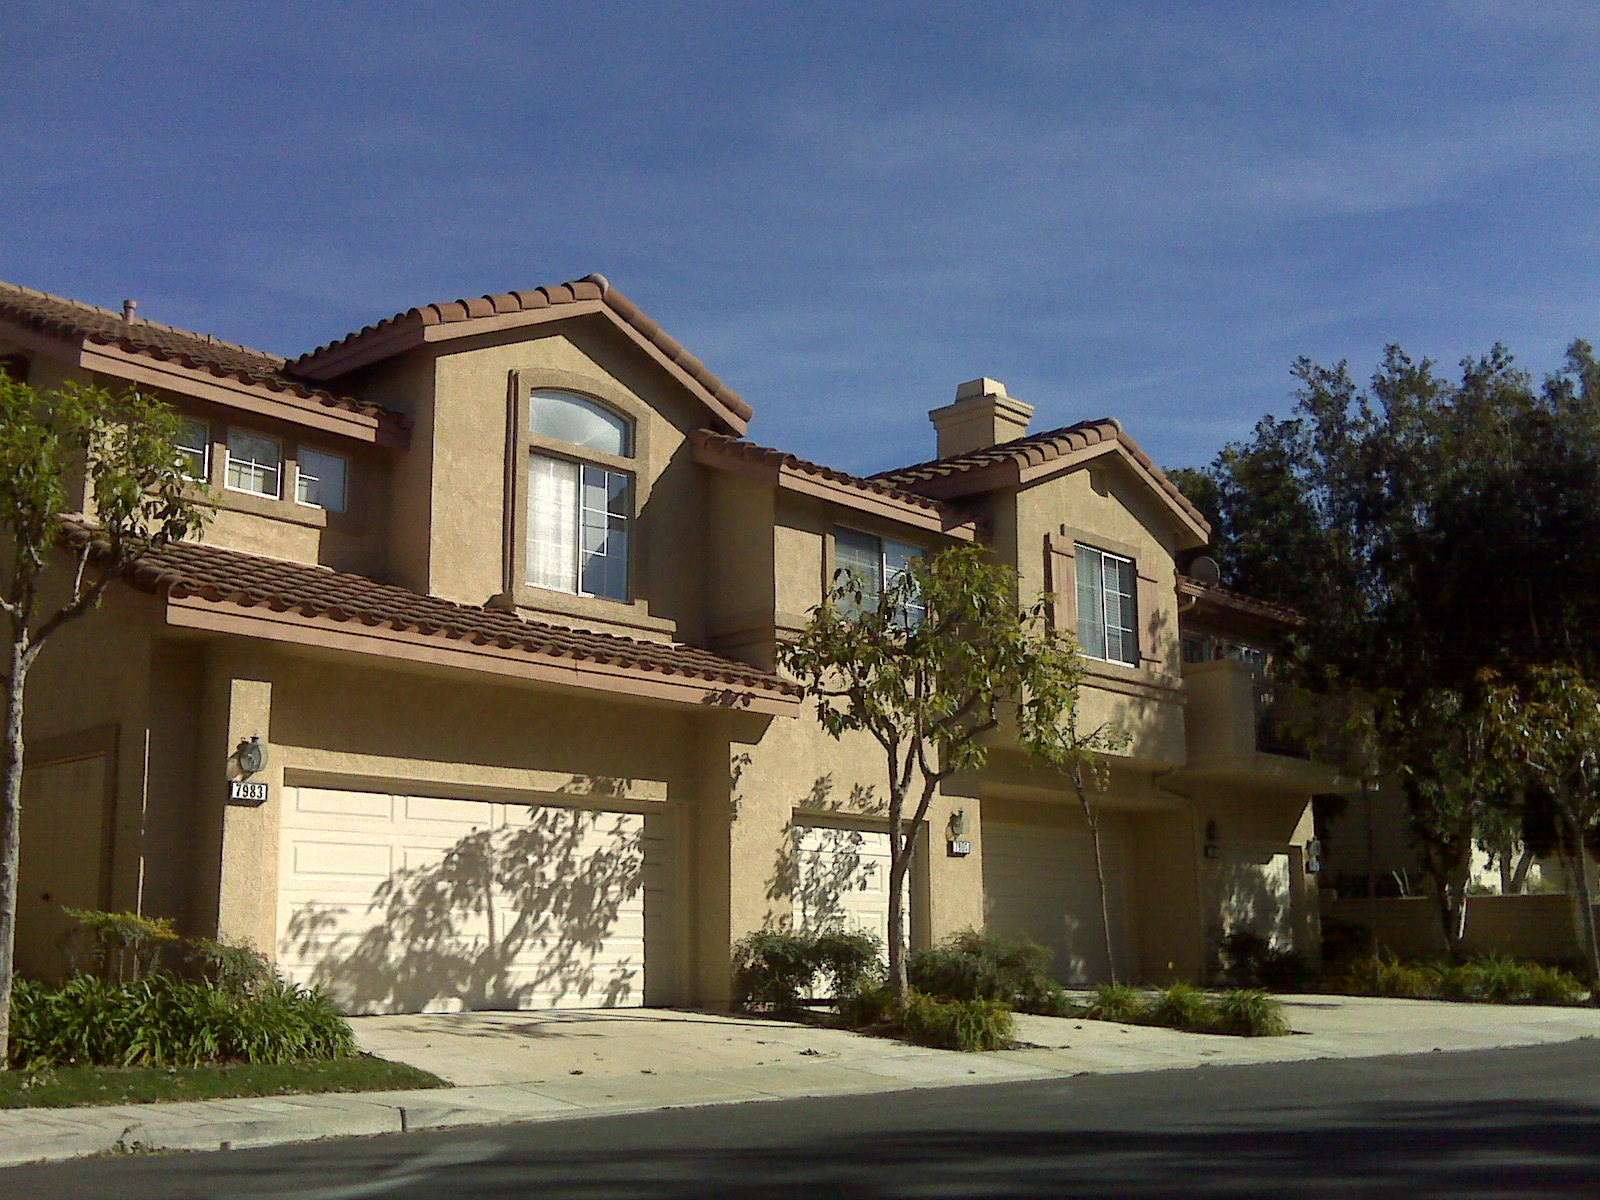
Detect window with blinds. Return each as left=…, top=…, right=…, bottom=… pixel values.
left=1075, top=543, right=1138, bottom=666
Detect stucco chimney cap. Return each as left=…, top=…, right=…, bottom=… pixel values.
left=954, top=377, right=1008, bottom=401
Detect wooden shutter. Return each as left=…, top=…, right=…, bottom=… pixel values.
left=1136, top=568, right=1161, bottom=671
left=1045, top=534, right=1077, bottom=632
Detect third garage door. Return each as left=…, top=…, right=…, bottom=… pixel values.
left=982, top=820, right=1132, bottom=984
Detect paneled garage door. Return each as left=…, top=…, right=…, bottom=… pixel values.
left=793, top=824, right=892, bottom=948
left=983, top=821, right=1132, bottom=984
left=276, top=786, right=666, bottom=1015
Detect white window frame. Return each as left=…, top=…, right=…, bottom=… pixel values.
left=295, top=446, right=349, bottom=513
left=1075, top=543, right=1139, bottom=667
left=177, top=417, right=211, bottom=483
left=834, top=527, right=926, bottom=624
left=224, top=428, right=283, bottom=500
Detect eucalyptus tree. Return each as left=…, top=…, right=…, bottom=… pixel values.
left=0, top=375, right=206, bottom=1064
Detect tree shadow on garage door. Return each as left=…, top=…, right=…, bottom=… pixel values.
left=281, top=807, right=650, bottom=1013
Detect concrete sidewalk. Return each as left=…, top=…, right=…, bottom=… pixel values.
left=3, top=995, right=1599, bottom=1167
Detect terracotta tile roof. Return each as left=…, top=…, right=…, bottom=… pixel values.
left=0, top=280, right=406, bottom=428
left=291, top=274, right=753, bottom=425
left=692, top=430, right=955, bottom=515
left=64, top=524, right=798, bottom=697
left=873, top=417, right=1208, bottom=532
left=1178, top=575, right=1306, bottom=628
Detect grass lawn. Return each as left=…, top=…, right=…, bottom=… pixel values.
left=0, top=1055, right=445, bottom=1109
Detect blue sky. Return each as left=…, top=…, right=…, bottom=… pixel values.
left=3, top=2, right=1597, bottom=475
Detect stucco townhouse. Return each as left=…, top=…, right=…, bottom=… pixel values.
left=0, top=275, right=1336, bottom=1013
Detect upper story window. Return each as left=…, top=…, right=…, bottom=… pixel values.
left=178, top=417, right=211, bottom=482
left=526, top=391, right=634, bottom=602
left=1075, top=543, right=1138, bottom=666
left=1182, top=634, right=1267, bottom=672
left=225, top=428, right=283, bottom=499
left=296, top=447, right=349, bottom=513
left=835, top=527, right=926, bottom=624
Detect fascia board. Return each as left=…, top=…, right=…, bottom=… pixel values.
left=78, top=344, right=403, bottom=448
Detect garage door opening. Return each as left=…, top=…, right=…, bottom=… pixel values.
left=276, top=787, right=671, bottom=1014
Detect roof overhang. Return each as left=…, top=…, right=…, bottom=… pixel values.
left=165, top=594, right=801, bottom=717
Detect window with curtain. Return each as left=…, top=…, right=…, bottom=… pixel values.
left=525, top=391, right=634, bottom=601
left=1075, top=543, right=1138, bottom=665
left=834, top=527, right=926, bottom=624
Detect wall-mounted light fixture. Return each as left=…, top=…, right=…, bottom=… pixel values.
left=1203, top=819, right=1220, bottom=860
left=946, top=809, right=971, bottom=857
left=236, top=736, right=267, bottom=777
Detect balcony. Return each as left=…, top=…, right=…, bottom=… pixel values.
left=1177, top=660, right=1335, bottom=788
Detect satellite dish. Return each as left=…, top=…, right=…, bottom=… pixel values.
left=1189, top=555, right=1221, bottom=586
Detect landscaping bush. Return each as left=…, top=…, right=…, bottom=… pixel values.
left=907, top=930, right=1067, bottom=1014
left=1149, top=982, right=1218, bottom=1030
left=8, top=975, right=356, bottom=1069
left=732, top=928, right=883, bottom=1012
left=898, top=990, right=1015, bottom=1052
left=1339, top=953, right=1587, bottom=1003
left=1219, top=930, right=1311, bottom=990
left=1213, top=989, right=1291, bottom=1037
left=1084, top=982, right=1148, bottom=1023
left=837, top=982, right=898, bottom=1029
left=62, top=908, right=180, bottom=984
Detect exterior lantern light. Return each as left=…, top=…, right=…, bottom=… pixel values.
left=946, top=809, right=971, bottom=857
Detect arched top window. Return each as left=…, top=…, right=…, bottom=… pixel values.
left=529, top=389, right=633, bottom=457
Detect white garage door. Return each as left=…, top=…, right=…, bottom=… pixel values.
left=983, top=821, right=1132, bottom=984
left=1221, top=844, right=1294, bottom=951
left=276, top=786, right=664, bottom=1015
left=793, top=824, right=891, bottom=948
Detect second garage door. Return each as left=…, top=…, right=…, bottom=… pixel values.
left=792, top=824, right=892, bottom=948
left=983, top=820, right=1132, bottom=984
left=276, top=786, right=668, bottom=1014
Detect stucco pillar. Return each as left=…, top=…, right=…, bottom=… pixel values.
left=193, top=643, right=282, bottom=955
left=691, top=710, right=788, bottom=1007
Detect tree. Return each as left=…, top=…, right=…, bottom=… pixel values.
left=780, top=543, right=1086, bottom=999
left=1173, top=340, right=1600, bottom=942
left=0, top=375, right=207, bottom=1064
left=1034, top=711, right=1130, bottom=982
left=1480, top=665, right=1600, bottom=988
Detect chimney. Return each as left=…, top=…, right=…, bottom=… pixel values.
left=929, top=377, right=1034, bottom=459
left=121, top=299, right=138, bottom=326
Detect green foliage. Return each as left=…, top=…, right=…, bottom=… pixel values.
left=1084, top=982, right=1148, bottom=1023
left=1212, top=989, right=1291, bottom=1037
left=7, top=975, right=356, bottom=1069
left=1148, top=982, right=1218, bottom=1030
left=897, top=990, right=1015, bottom=1052
left=1339, top=954, right=1586, bottom=1003
left=731, top=929, right=883, bottom=1012
left=177, top=937, right=276, bottom=996
left=837, top=982, right=897, bottom=1029
left=906, top=930, right=1066, bottom=1013
left=1219, top=930, right=1311, bottom=990
left=62, top=908, right=181, bottom=984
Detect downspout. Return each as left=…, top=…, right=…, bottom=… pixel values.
left=1153, top=766, right=1211, bottom=986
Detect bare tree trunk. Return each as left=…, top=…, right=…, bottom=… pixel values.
left=886, top=789, right=908, bottom=1000
left=1073, top=770, right=1117, bottom=985
left=0, top=644, right=28, bottom=1067
left=1509, top=847, right=1533, bottom=895
left=1363, top=780, right=1379, bottom=959
left=1559, top=804, right=1600, bottom=998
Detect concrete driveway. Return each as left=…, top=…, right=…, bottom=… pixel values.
left=350, top=995, right=1600, bottom=1098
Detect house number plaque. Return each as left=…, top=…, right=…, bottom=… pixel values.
left=229, top=780, right=270, bottom=805
left=947, top=839, right=972, bottom=857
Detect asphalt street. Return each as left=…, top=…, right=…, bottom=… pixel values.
left=6, top=1040, right=1600, bottom=1199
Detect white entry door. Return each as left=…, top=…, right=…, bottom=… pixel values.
left=1221, top=844, right=1294, bottom=951
left=982, top=820, right=1131, bottom=984
left=276, top=786, right=662, bottom=1014
left=792, top=824, right=892, bottom=948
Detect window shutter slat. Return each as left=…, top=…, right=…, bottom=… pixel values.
left=1136, top=570, right=1161, bottom=671
left=1045, top=535, right=1077, bottom=632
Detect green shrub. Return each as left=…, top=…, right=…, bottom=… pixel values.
left=837, top=982, right=897, bottom=1029
left=62, top=909, right=181, bottom=984
left=810, top=930, right=883, bottom=999
left=1149, top=982, right=1218, bottom=1031
left=732, top=928, right=884, bottom=1012
left=907, top=929, right=1064, bottom=1013
left=177, top=937, right=277, bottom=996
left=1339, top=953, right=1587, bottom=1004
left=1219, top=930, right=1310, bottom=990
left=8, top=974, right=356, bottom=1069
left=1213, top=989, right=1290, bottom=1037
left=898, top=990, right=1015, bottom=1052
left=1527, top=963, right=1587, bottom=1004
left=1085, top=982, right=1148, bottom=1023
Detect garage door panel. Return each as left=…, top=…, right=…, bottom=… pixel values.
left=293, top=788, right=395, bottom=819
left=983, top=821, right=1131, bottom=985
left=794, top=825, right=892, bottom=947
left=277, top=787, right=661, bottom=1015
